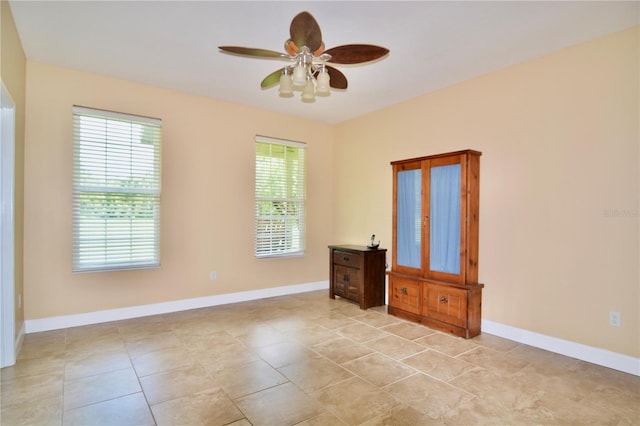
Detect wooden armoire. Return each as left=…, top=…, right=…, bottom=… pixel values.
left=387, top=150, right=484, bottom=338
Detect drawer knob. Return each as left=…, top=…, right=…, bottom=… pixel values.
left=344, top=274, right=349, bottom=282
left=401, top=287, right=408, bottom=295
left=343, top=257, right=349, bottom=262
left=440, top=296, right=448, bottom=303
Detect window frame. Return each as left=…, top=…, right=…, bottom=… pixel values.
left=254, top=135, right=306, bottom=259
left=72, top=106, right=162, bottom=272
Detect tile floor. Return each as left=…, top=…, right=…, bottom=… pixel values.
left=1, top=290, right=638, bottom=425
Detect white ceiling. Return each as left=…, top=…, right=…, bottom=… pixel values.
left=8, top=1, right=639, bottom=124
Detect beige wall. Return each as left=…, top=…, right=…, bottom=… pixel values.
left=334, top=27, right=639, bottom=357
left=1, top=0, right=26, bottom=337
left=22, top=25, right=639, bottom=358
left=24, top=62, right=334, bottom=319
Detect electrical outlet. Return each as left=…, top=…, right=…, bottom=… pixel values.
left=210, top=271, right=217, bottom=281
left=609, top=311, right=621, bottom=327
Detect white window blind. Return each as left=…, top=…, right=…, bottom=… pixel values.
left=255, top=136, right=306, bottom=258
left=72, top=106, right=161, bottom=272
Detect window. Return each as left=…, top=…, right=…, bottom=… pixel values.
left=255, top=136, right=306, bottom=258
left=72, top=106, right=161, bottom=272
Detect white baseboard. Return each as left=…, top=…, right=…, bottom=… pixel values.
left=23, top=282, right=638, bottom=377
left=482, top=319, right=640, bottom=376
left=25, top=280, right=329, bottom=334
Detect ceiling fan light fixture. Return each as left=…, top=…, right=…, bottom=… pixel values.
left=315, top=68, right=330, bottom=96
left=301, top=79, right=316, bottom=103
left=219, top=11, right=389, bottom=104
left=279, top=70, right=294, bottom=97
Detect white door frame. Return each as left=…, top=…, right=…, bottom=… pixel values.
left=1, top=81, right=17, bottom=368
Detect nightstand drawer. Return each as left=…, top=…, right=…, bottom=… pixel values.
left=332, top=250, right=362, bottom=268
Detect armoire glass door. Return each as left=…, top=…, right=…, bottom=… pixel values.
left=428, top=163, right=461, bottom=275
left=396, top=168, right=422, bottom=270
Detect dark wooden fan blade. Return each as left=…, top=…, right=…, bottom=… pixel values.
left=219, top=46, right=289, bottom=59
left=324, top=44, right=389, bottom=64
left=326, top=66, right=347, bottom=90
left=290, top=11, right=322, bottom=52
left=261, top=68, right=284, bottom=89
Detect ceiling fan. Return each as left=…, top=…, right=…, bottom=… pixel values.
left=219, top=11, right=389, bottom=103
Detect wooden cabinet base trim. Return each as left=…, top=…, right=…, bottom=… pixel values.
left=388, top=305, right=481, bottom=339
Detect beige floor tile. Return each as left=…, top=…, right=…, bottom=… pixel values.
left=443, top=397, right=534, bottom=425
left=1, top=353, right=66, bottom=382
left=541, top=392, right=633, bottom=425
left=0, top=394, right=62, bottom=426
left=289, top=325, right=340, bottom=346
left=64, top=349, right=132, bottom=381
left=253, top=340, right=321, bottom=369
left=343, top=353, right=415, bottom=387
left=337, top=323, right=390, bottom=343
left=353, top=311, right=402, bottom=328
left=63, top=367, right=141, bottom=410
left=448, top=367, right=529, bottom=409
left=21, top=329, right=66, bottom=345
left=124, top=331, right=183, bottom=358
left=278, top=356, right=353, bottom=393
left=507, top=343, right=582, bottom=375
left=364, top=334, right=427, bottom=360
left=180, top=330, right=240, bottom=354
left=139, top=363, right=215, bottom=405
left=198, top=342, right=261, bottom=373
left=511, top=364, right=595, bottom=401
left=213, top=358, right=288, bottom=399
left=169, top=317, right=226, bottom=337
left=402, top=349, right=477, bottom=381
left=456, top=345, right=529, bottom=377
left=0, top=372, right=63, bottom=407
left=414, top=332, right=478, bottom=357
left=580, top=381, right=640, bottom=424
left=63, top=392, right=154, bottom=426
left=471, top=332, right=522, bottom=352
left=380, top=321, right=438, bottom=341
left=151, top=387, right=245, bottom=426
left=308, top=312, right=358, bottom=330
left=131, top=345, right=198, bottom=377
left=1, top=290, right=637, bottom=425
left=312, top=377, right=400, bottom=425
left=234, top=382, right=324, bottom=426
left=117, top=320, right=175, bottom=341
left=65, top=323, right=120, bottom=344
left=262, top=315, right=316, bottom=333
left=331, top=301, right=368, bottom=318
left=295, top=411, right=349, bottom=425
left=361, top=403, right=444, bottom=426
left=385, top=373, right=475, bottom=419
left=233, top=325, right=291, bottom=348
left=64, top=333, right=125, bottom=356
left=311, top=337, right=374, bottom=364
left=16, top=338, right=66, bottom=361
left=226, top=419, right=252, bottom=426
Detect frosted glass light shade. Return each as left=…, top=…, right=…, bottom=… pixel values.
left=293, top=64, right=307, bottom=87
left=301, top=80, right=315, bottom=103
left=279, top=73, right=294, bottom=97
left=316, top=70, right=330, bottom=96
